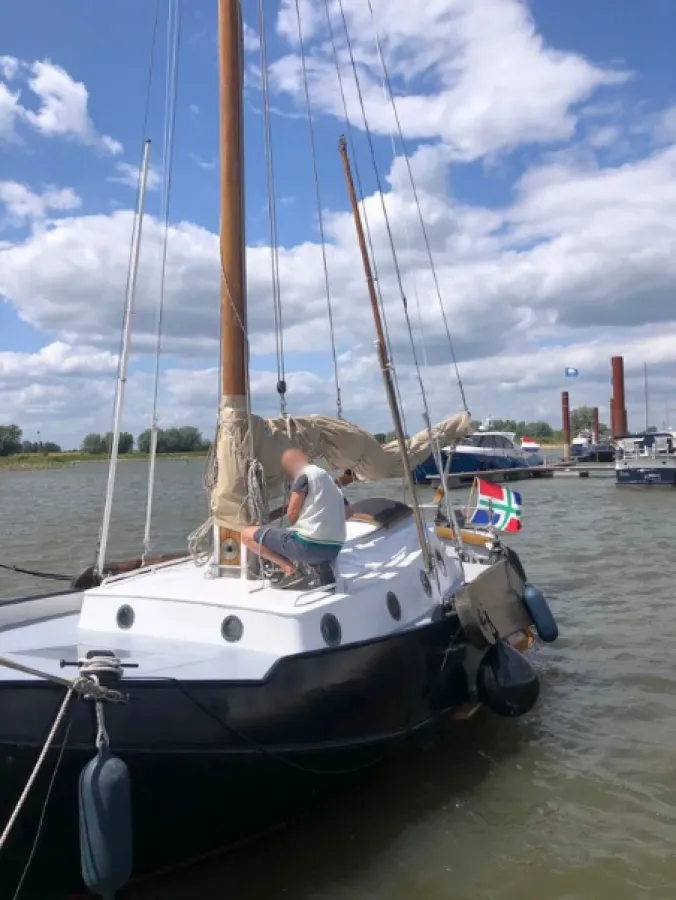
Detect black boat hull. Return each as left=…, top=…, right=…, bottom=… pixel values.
left=0, top=612, right=486, bottom=897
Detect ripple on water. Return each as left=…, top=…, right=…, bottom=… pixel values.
left=3, top=466, right=676, bottom=899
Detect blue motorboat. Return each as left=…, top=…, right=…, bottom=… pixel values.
left=413, top=429, right=546, bottom=486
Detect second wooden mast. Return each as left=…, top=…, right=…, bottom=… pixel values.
left=218, top=0, right=247, bottom=567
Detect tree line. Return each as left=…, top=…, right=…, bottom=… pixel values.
left=81, top=426, right=210, bottom=454
left=0, top=425, right=63, bottom=456
left=0, top=424, right=211, bottom=456
left=485, top=407, right=613, bottom=439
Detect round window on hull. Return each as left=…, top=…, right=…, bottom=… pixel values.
left=116, top=605, right=135, bottom=630
left=321, top=614, right=342, bottom=647
left=386, top=591, right=402, bottom=621
left=420, top=570, right=432, bottom=598
left=221, top=616, right=244, bottom=643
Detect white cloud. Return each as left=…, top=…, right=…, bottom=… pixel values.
left=0, top=57, right=122, bottom=153
left=2, top=131, right=676, bottom=437
left=108, top=162, right=162, bottom=191
left=0, top=181, right=81, bottom=227
left=189, top=103, right=200, bottom=115
left=588, top=125, right=620, bottom=148
left=1, top=1, right=674, bottom=443
left=270, top=0, right=629, bottom=162
left=651, top=104, right=676, bottom=146
left=189, top=153, right=216, bottom=170
left=243, top=22, right=260, bottom=54
left=0, top=83, right=22, bottom=143
left=0, top=341, right=117, bottom=381
left=0, top=56, right=21, bottom=81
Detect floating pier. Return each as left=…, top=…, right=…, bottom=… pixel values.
left=428, top=461, right=615, bottom=489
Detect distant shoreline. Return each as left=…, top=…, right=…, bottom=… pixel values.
left=0, top=451, right=209, bottom=471
left=0, top=443, right=566, bottom=472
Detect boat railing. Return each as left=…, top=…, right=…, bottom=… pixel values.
left=101, top=554, right=194, bottom=586
left=619, top=436, right=674, bottom=460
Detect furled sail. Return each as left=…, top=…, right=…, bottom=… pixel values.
left=211, top=399, right=471, bottom=529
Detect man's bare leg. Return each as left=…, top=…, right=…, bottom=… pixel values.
left=241, top=527, right=296, bottom=577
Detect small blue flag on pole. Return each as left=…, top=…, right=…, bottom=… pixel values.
left=564, top=367, right=579, bottom=377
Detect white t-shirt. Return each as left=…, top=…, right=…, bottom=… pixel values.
left=290, top=464, right=347, bottom=548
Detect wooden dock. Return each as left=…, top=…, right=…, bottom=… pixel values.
left=427, top=461, right=615, bottom=489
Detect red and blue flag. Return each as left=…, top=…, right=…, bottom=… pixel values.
left=468, top=478, right=522, bottom=533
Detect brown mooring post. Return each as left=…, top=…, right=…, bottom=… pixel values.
left=592, top=406, right=600, bottom=445
left=562, top=391, right=571, bottom=459
left=610, top=398, right=615, bottom=439
left=611, top=356, right=628, bottom=436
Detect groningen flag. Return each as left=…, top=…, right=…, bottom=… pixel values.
left=468, top=478, right=523, bottom=533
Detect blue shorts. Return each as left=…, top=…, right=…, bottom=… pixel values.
left=253, top=526, right=341, bottom=566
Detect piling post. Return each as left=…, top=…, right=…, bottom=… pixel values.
left=610, top=398, right=615, bottom=439
left=562, top=391, right=571, bottom=460
left=611, top=356, right=628, bottom=436
left=592, top=406, right=600, bottom=444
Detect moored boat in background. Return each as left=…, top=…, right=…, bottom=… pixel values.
left=413, top=430, right=547, bottom=486
left=615, top=431, right=676, bottom=486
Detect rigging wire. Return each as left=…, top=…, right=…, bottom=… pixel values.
left=256, top=0, right=286, bottom=414
left=143, top=0, right=183, bottom=559
left=94, top=0, right=161, bottom=567
left=335, top=2, right=466, bottom=559
left=335, top=0, right=432, bottom=428
left=293, top=0, right=343, bottom=419
left=366, top=0, right=468, bottom=412
left=320, top=0, right=408, bottom=432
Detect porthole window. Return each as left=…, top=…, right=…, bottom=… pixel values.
left=435, top=548, right=447, bottom=576
left=116, top=605, right=135, bottom=630
left=420, top=570, right=432, bottom=598
left=221, top=615, right=244, bottom=643
left=386, top=591, right=402, bottom=621
left=320, top=614, right=342, bottom=647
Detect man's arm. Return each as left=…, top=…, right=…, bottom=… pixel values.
left=286, top=473, right=309, bottom=525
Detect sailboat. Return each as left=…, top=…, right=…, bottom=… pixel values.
left=0, top=2, right=558, bottom=895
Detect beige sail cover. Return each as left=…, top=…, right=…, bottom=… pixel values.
left=211, top=401, right=471, bottom=529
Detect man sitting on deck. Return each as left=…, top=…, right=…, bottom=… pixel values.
left=241, top=449, right=351, bottom=589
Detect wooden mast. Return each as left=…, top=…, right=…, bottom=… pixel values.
left=218, top=0, right=247, bottom=567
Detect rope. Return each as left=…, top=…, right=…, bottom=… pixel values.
left=256, top=0, right=286, bottom=415
left=143, top=0, right=183, bottom=561
left=9, top=717, right=72, bottom=900
left=366, top=0, right=469, bottom=412
left=337, top=1, right=438, bottom=563
left=0, top=653, right=124, bottom=896
left=0, top=563, right=71, bottom=582
left=246, top=458, right=269, bottom=525
left=0, top=689, right=73, bottom=852
left=187, top=519, right=215, bottom=567
left=94, top=0, right=162, bottom=570
left=293, top=0, right=343, bottom=419
left=321, top=0, right=408, bottom=428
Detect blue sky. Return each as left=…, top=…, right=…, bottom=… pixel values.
left=2, top=0, right=676, bottom=445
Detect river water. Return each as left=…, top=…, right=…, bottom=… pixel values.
left=2, top=460, right=676, bottom=899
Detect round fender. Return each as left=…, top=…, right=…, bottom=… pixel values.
left=79, top=751, right=133, bottom=897
left=523, top=583, right=558, bottom=642
left=476, top=640, right=540, bottom=717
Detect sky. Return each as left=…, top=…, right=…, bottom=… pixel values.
left=1, top=0, right=676, bottom=448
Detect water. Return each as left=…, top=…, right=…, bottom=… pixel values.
left=2, top=461, right=676, bottom=899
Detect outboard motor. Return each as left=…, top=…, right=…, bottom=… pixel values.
left=476, top=639, right=540, bottom=717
